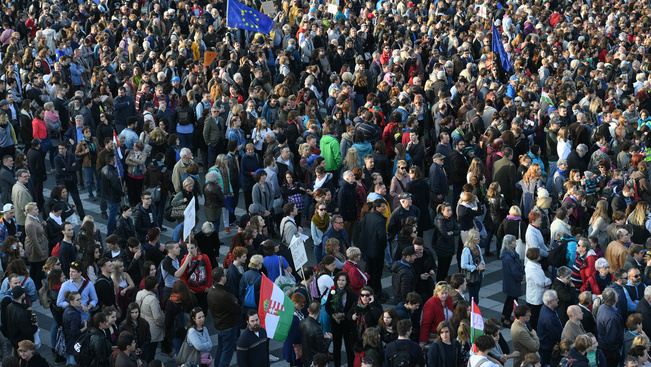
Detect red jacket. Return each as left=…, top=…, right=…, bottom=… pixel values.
left=580, top=271, right=613, bottom=295
left=580, top=254, right=597, bottom=286
left=342, top=260, right=368, bottom=296
left=180, top=253, right=213, bottom=293
left=420, top=295, right=454, bottom=343
left=32, top=118, right=47, bottom=139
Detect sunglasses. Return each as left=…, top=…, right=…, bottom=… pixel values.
left=71, top=262, right=79, bottom=267
left=360, top=293, right=371, bottom=297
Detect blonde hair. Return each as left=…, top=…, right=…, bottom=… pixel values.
left=509, top=206, right=521, bottom=216
left=633, top=334, right=650, bottom=347
left=457, top=319, right=471, bottom=343
left=590, top=200, right=610, bottom=226
left=464, top=229, right=481, bottom=249
left=434, top=281, right=452, bottom=297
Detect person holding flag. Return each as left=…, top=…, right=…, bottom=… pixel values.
left=226, top=0, right=274, bottom=34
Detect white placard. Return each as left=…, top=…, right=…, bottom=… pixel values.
left=289, top=234, right=308, bottom=269
left=183, top=197, right=196, bottom=242
left=327, top=4, right=338, bottom=14
left=261, top=1, right=276, bottom=15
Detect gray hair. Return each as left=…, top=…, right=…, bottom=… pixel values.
left=75, top=115, right=84, bottom=121
left=644, top=286, right=651, bottom=301
left=595, top=257, right=610, bottom=270
left=201, top=221, right=214, bottom=235
left=500, top=235, right=517, bottom=256
left=542, top=290, right=558, bottom=305
left=15, top=168, right=29, bottom=179
left=265, top=131, right=276, bottom=139
left=205, top=171, right=219, bottom=183
left=602, top=288, right=618, bottom=306
left=577, top=143, right=588, bottom=152
left=557, top=266, right=572, bottom=279
left=342, top=170, right=354, bottom=181
left=180, top=148, right=191, bottom=158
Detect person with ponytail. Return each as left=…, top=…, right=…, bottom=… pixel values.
left=141, top=228, right=164, bottom=267
left=87, top=312, right=113, bottom=367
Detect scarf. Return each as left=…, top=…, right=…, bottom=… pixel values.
left=506, top=215, right=521, bottom=220
left=311, top=211, right=330, bottom=232
left=170, top=292, right=182, bottom=304
left=313, top=174, right=328, bottom=190
left=595, top=273, right=611, bottom=292
left=470, top=245, right=482, bottom=266
left=556, top=168, right=568, bottom=177
left=84, top=137, right=96, bottom=152
left=49, top=212, right=62, bottom=225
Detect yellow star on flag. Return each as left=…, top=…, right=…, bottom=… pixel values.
left=241, top=10, right=244, bottom=14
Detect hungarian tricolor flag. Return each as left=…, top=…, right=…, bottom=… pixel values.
left=258, top=274, right=294, bottom=342
left=541, top=89, right=554, bottom=106
left=513, top=299, right=519, bottom=321
left=470, top=298, right=484, bottom=353
left=112, top=130, right=124, bottom=178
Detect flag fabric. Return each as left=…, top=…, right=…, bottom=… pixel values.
left=259, top=274, right=295, bottom=342
left=513, top=299, right=519, bottom=321
left=112, top=130, right=124, bottom=178
left=204, top=51, right=219, bottom=67
left=227, top=0, right=274, bottom=34
left=491, top=24, right=512, bottom=73
left=541, top=89, right=554, bottom=106
left=470, top=298, right=484, bottom=353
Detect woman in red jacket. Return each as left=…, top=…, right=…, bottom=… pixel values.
left=178, top=241, right=213, bottom=313
left=420, top=281, right=454, bottom=346
left=342, top=247, right=368, bottom=296
left=580, top=257, right=613, bottom=295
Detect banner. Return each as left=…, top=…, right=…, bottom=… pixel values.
left=259, top=274, right=294, bottom=342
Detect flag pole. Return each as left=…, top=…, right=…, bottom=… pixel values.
left=471, top=297, right=474, bottom=341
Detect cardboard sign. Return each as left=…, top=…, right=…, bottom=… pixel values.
left=261, top=1, right=276, bottom=16
left=289, top=235, right=308, bottom=269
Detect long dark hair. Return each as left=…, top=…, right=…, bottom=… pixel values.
left=82, top=243, right=101, bottom=279
left=187, top=307, right=204, bottom=330
left=121, top=302, right=148, bottom=341
left=171, top=280, right=197, bottom=310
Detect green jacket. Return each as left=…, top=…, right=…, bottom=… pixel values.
left=320, top=134, right=341, bottom=172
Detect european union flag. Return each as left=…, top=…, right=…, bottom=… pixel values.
left=227, top=0, right=274, bottom=34
left=491, top=23, right=512, bottom=73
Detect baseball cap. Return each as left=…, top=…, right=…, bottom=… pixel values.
left=3, top=204, right=13, bottom=212
left=11, top=286, right=25, bottom=299
left=171, top=76, right=181, bottom=82
left=433, top=153, right=445, bottom=160
left=509, top=75, right=519, bottom=82
left=402, top=246, right=416, bottom=256
left=0, top=100, right=9, bottom=107
left=398, top=193, right=412, bottom=199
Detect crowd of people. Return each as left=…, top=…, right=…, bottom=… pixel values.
left=0, top=0, right=650, bottom=365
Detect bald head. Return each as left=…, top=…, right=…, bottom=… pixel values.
left=567, top=305, right=583, bottom=322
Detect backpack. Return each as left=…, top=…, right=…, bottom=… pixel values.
left=308, top=274, right=321, bottom=300
left=353, top=350, right=366, bottom=367
left=177, top=109, right=191, bottom=125
left=630, top=177, right=644, bottom=201
left=548, top=235, right=574, bottom=268
left=73, top=330, right=94, bottom=367
left=559, top=356, right=575, bottom=367
left=173, top=310, right=190, bottom=333
left=243, top=275, right=261, bottom=308
left=388, top=341, right=411, bottom=367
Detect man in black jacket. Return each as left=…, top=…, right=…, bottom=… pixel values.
left=338, top=170, right=358, bottom=240
left=237, top=310, right=271, bottom=367
left=358, top=199, right=388, bottom=294
left=101, top=154, right=125, bottom=235
left=449, top=139, right=469, bottom=209
left=387, top=193, right=420, bottom=239
left=95, top=257, right=118, bottom=311
left=391, top=246, right=417, bottom=304
left=492, top=147, right=517, bottom=206
left=54, top=142, right=86, bottom=219
left=26, top=139, right=47, bottom=211
left=636, top=287, right=651, bottom=336
left=132, top=191, right=156, bottom=243
left=299, top=300, right=332, bottom=365
left=5, top=286, right=37, bottom=351
left=208, top=267, right=241, bottom=367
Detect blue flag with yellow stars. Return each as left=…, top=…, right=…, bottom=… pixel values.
left=227, top=0, right=274, bottom=34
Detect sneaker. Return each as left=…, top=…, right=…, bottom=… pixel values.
left=88, top=196, right=97, bottom=202
left=54, top=355, right=66, bottom=364
left=160, top=227, right=168, bottom=232
left=101, top=213, right=108, bottom=220
left=269, top=355, right=280, bottom=362
left=230, top=221, right=238, bottom=227
left=225, top=227, right=231, bottom=234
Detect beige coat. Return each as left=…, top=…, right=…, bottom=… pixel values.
left=11, top=182, right=33, bottom=226
left=25, top=214, right=47, bottom=262
left=511, top=319, right=540, bottom=367
left=136, top=289, right=165, bottom=342
left=172, top=159, right=190, bottom=193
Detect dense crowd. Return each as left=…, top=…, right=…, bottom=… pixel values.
left=0, top=0, right=650, bottom=365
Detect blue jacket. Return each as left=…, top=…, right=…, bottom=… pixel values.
left=62, top=305, right=82, bottom=355
left=596, top=304, right=624, bottom=352
left=538, top=305, right=563, bottom=350
left=261, top=100, right=279, bottom=123
left=226, top=127, right=246, bottom=157
left=113, top=95, right=136, bottom=129
left=429, top=163, right=447, bottom=197
left=501, top=250, right=525, bottom=297
left=69, top=62, right=84, bottom=86
left=240, top=154, right=260, bottom=191
left=351, top=142, right=373, bottom=167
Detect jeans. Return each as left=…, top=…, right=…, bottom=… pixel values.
left=314, top=244, right=323, bottom=264
left=214, top=327, right=238, bottom=367
left=155, top=193, right=168, bottom=227
left=50, top=319, right=58, bottom=348
left=142, top=341, right=157, bottom=364
left=65, top=182, right=86, bottom=219
left=107, top=201, right=120, bottom=235
left=467, top=276, right=482, bottom=305
left=178, top=132, right=193, bottom=151
left=172, top=337, right=183, bottom=355
left=66, top=354, right=76, bottom=365
left=82, top=166, right=100, bottom=197
left=384, top=243, right=394, bottom=268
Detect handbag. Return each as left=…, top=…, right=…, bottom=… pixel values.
left=462, top=268, right=482, bottom=284
left=150, top=184, right=162, bottom=203
left=175, top=337, right=200, bottom=365
left=515, top=223, right=526, bottom=261
left=54, top=326, right=66, bottom=356
left=274, top=256, right=296, bottom=295
left=38, top=281, right=49, bottom=309
left=34, top=329, right=41, bottom=349
left=171, top=203, right=188, bottom=220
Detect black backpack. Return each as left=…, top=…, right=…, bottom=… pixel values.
left=548, top=235, right=575, bottom=268
left=388, top=341, right=412, bottom=367
left=73, top=330, right=94, bottom=367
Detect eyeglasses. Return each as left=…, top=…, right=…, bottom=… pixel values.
left=318, top=208, right=326, bottom=211
left=399, top=167, right=406, bottom=170
left=360, top=293, right=371, bottom=297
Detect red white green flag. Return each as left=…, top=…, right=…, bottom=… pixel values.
left=258, top=274, right=295, bottom=342
left=470, top=298, right=484, bottom=353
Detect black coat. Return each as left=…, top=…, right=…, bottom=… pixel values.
left=26, top=147, right=47, bottom=183
left=358, top=210, right=387, bottom=260
left=448, top=150, right=468, bottom=186
left=299, top=316, right=331, bottom=365
left=492, top=157, right=517, bottom=205
left=433, top=213, right=460, bottom=258
left=497, top=218, right=528, bottom=241
left=338, top=180, right=358, bottom=222
left=566, top=150, right=588, bottom=174
left=18, top=352, right=49, bottom=367
left=636, top=298, right=651, bottom=337
left=325, top=289, right=358, bottom=333
left=89, top=327, right=112, bottom=367
left=427, top=339, right=464, bottom=367
left=5, top=301, right=37, bottom=349
left=391, top=261, right=416, bottom=304
left=100, top=164, right=125, bottom=203
left=132, top=203, right=156, bottom=243
left=485, top=196, right=508, bottom=232
left=551, top=278, right=577, bottom=325
left=113, top=216, right=135, bottom=248
left=406, top=178, right=432, bottom=231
